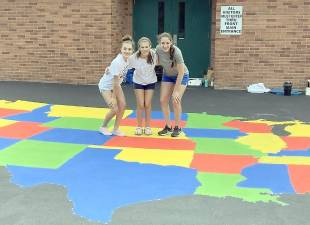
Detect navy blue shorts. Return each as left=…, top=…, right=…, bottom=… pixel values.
left=162, top=73, right=189, bottom=85
left=133, top=82, right=156, bottom=90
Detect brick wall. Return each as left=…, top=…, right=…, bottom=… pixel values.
left=214, top=0, right=310, bottom=89
left=0, top=0, right=131, bottom=85
left=111, top=0, right=132, bottom=54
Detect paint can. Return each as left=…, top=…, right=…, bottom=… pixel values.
left=283, top=81, right=292, bottom=96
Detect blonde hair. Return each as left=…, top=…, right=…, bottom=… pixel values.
left=136, top=37, right=154, bottom=65
left=157, top=32, right=173, bottom=44
left=138, top=37, right=152, bottom=48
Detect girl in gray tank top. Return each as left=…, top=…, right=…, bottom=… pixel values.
left=156, top=32, right=189, bottom=137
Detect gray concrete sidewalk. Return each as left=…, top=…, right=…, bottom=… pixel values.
left=0, top=81, right=310, bottom=225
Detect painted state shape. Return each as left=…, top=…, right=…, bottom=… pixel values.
left=7, top=148, right=199, bottom=223
left=239, top=163, right=295, bottom=194
left=30, top=128, right=111, bottom=145
left=5, top=105, right=58, bottom=123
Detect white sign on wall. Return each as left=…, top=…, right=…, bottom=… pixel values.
left=220, top=6, right=243, bottom=35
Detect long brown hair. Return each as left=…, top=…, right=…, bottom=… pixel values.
left=121, top=34, right=135, bottom=49
left=136, top=37, right=154, bottom=64
left=157, top=32, right=175, bottom=68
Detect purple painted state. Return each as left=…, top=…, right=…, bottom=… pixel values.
left=5, top=105, right=59, bottom=123
left=30, top=128, right=111, bottom=145
left=183, top=128, right=246, bottom=138
left=7, top=148, right=199, bottom=223
left=239, top=163, right=295, bottom=194
left=0, top=137, right=19, bottom=151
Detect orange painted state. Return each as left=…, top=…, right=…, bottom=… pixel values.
left=104, top=136, right=196, bottom=150
left=288, top=165, right=310, bottom=193
left=0, top=121, right=50, bottom=139
left=0, top=108, right=29, bottom=118
left=190, top=153, right=258, bottom=174
left=281, top=136, right=310, bottom=150
left=120, top=118, right=186, bottom=128
left=224, top=120, right=272, bottom=133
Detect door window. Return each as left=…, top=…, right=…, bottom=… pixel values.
left=158, top=1, right=165, bottom=34
left=178, top=2, right=185, bottom=38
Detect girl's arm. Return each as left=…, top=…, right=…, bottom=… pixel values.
left=175, top=63, right=185, bottom=90
left=172, top=63, right=185, bottom=104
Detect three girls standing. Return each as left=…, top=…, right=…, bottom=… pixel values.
left=98, top=32, right=188, bottom=138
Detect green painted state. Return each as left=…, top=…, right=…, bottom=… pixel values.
left=195, top=172, right=284, bottom=205
left=192, top=138, right=265, bottom=157
left=186, top=113, right=242, bottom=129
left=0, top=140, right=86, bottom=169
left=43, top=117, right=103, bottom=131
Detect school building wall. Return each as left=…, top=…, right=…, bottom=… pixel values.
left=1, top=0, right=309, bottom=90
left=214, top=0, right=310, bottom=89
left=0, top=0, right=132, bottom=84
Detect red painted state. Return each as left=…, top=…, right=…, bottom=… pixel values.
left=281, top=136, right=310, bottom=150
left=190, top=153, right=258, bottom=174
left=224, top=120, right=272, bottom=133
left=288, top=165, right=310, bottom=193
left=0, top=121, right=50, bottom=139
left=120, top=118, right=186, bottom=128
left=0, top=108, right=29, bottom=118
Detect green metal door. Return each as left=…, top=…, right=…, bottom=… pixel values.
left=133, top=0, right=212, bottom=78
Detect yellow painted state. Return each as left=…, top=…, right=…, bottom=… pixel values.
left=48, top=105, right=132, bottom=119
left=0, top=100, right=46, bottom=111
left=0, top=119, right=16, bottom=127
left=285, top=123, right=310, bottom=137
left=248, top=119, right=300, bottom=126
left=259, top=156, right=310, bottom=165
left=119, top=126, right=188, bottom=139
left=236, top=133, right=286, bottom=154
left=115, top=147, right=194, bottom=168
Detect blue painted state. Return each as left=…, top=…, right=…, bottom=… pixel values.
left=127, top=110, right=188, bottom=120
left=183, top=128, right=246, bottom=138
left=269, top=149, right=310, bottom=157
left=7, top=148, right=199, bottom=223
left=30, top=128, right=111, bottom=145
left=0, top=137, right=19, bottom=151
left=5, top=105, right=59, bottom=123
left=238, top=163, right=295, bottom=194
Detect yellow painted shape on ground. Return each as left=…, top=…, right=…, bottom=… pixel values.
left=88, top=145, right=121, bottom=150
left=48, top=105, right=132, bottom=119
left=119, top=126, right=188, bottom=139
left=236, top=133, right=286, bottom=154
left=0, top=119, right=16, bottom=127
left=115, top=147, right=194, bottom=168
left=285, top=123, right=310, bottom=137
left=0, top=100, right=46, bottom=111
left=259, top=156, right=310, bottom=165
left=248, top=119, right=300, bottom=126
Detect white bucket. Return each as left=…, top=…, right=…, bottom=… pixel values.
left=306, top=87, right=310, bottom=96
left=188, top=78, right=202, bottom=86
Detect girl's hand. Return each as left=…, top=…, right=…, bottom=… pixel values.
left=105, top=67, right=110, bottom=74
